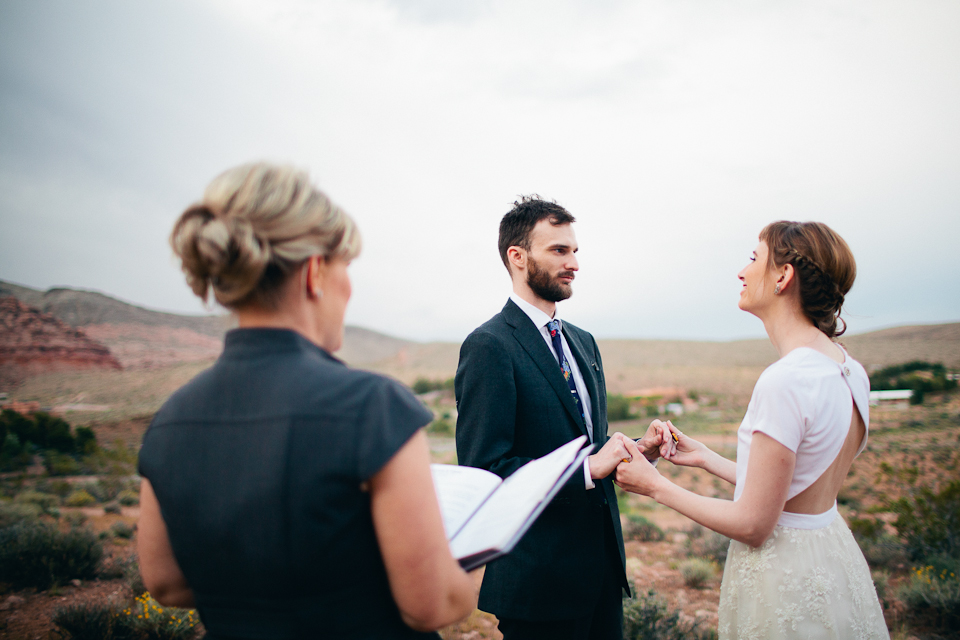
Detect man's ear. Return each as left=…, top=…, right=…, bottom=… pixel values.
left=507, top=246, right=526, bottom=273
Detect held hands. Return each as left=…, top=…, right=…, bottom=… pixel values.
left=614, top=438, right=663, bottom=497
left=636, top=419, right=677, bottom=462
left=588, top=433, right=631, bottom=480
left=657, top=421, right=708, bottom=469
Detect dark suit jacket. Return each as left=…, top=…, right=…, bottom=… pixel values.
left=455, top=299, right=628, bottom=621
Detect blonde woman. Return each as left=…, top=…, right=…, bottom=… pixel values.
left=137, top=163, right=476, bottom=639
left=615, top=221, right=888, bottom=639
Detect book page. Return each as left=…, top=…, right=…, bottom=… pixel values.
left=450, top=437, right=587, bottom=560
left=430, top=464, right=502, bottom=539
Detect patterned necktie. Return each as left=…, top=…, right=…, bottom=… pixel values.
left=546, top=319, right=585, bottom=423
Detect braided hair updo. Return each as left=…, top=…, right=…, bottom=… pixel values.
left=170, top=163, right=361, bottom=310
left=759, top=221, right=856, bottom=339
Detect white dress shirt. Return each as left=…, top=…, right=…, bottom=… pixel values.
left=509, top=293, right=598, bottom=490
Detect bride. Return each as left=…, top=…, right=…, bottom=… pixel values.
left=615, top=221, right=888, bottom=639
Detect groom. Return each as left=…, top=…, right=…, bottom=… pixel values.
left=455, top=196, right=663, bottom=640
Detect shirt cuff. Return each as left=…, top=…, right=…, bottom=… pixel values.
left=583, top=458, right=595, bottom=490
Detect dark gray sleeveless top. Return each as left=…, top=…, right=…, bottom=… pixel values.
left=138, top=328, right=437, bottom=639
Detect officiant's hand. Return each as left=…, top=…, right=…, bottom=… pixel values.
left=614, top=438, right=663, bottom=497
left=588, top=433, right=630, bottom=480
left=660, top=422, right=707, bottom=468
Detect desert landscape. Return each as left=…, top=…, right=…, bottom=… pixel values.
left=1, top=280, right=958, bottom=639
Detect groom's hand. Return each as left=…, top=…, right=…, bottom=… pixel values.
left=588, top=433, right=630, bottom=480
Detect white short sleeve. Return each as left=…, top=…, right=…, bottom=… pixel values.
left=745, top=368, right=807, bottom=453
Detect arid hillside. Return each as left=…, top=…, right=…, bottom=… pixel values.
left=0, top=280, right=411, bottom=370
left=0, top=296, right=121, bottom=387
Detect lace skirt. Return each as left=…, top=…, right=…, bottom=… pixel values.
left=717, top=511, right=889, bottom=640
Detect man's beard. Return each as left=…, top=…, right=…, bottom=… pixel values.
left=527, top=256, right=573, bottom=303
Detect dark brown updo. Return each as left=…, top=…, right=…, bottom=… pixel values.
left=170, top=163, right=361, bottom=310
left=759, top=221, right=856, bottom=338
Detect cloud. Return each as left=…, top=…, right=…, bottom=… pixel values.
left=1, top=0, right=957, bottom=341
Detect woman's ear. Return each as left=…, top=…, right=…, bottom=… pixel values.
left=778, top=263, right=796, bottom=293
left=305, top=255, right=326, bottom=300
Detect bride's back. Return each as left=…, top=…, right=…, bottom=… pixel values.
left=784, top=400, right=865, bottom=515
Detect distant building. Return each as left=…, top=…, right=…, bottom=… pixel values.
left=868, top=390, right=913, bottom=407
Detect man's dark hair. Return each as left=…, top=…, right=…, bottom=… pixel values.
left=498, top=195, right=575, bottom=273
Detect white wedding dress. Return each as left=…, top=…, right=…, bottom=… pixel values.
left=716, top=348, right=888, bottom=639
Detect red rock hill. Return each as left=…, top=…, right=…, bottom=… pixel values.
left=0, top=296, right=121, bottom=386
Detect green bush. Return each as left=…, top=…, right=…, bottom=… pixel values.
left=65, top=490, right=98, bottom=507
left=624, top=514, right=664, bottom=542
left=622, top=589, right=715, bottom=640
left=0, top=500, right=44, bottom=528
left=53, top=593, right=201, bottom=640
left=889, top=479, right=960, bottom=562
left=607, top=394, right=633, bottom=422
left=64, top=511, right=88, bottom=528
left=685, top=526, right=731, bottom=564
left=117, top=489, right=140, bottom=506
left=15, top=489, right=60, bottom=512
left=111, top=521, right=135, bottom=539
left=679, top=558, right=716, bottom=588
left=871, top=569, right=891, bottom=610
left=104, top=502, right=122, bottom=515
left=898, top=561, right=960, bottom=633
left=45, top=450, right=82, bottom=476
left=52, top=601, right=122, bottom=640
left=74, top=426, right=98, bottom=454
left=849, top=516, right=908, bottom=570
left=411, top=377, right=454, bottom=394
left=0, top=522, right=103, bottom=589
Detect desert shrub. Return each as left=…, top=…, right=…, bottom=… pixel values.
left=411, top=377, right=454, bottom=394
left=45, top=450, right=82, bottom=476
left=104, top=502, right=122, bottom=515
left=0, top=522, right=103, bottom=589
left=685, top=526, right=731, bottom=564
left=849, top=516, right=908, bottom=570
left=40, top=478, right=74, bottom=497
left=98, top=552, right=134, bottom=579
left=889, top=479, right=960, bottom=562
left=74, top=426, right=98, bottom=454
left=65, top=490, right=98, bottom=507
left=117, top=489, right=140, bottom=506
left=52, top=601, right=123, bottom=640
left=871, top=569, right=891, bottom=609
left=53, top=593, right=201, bottom=640
left=15, top=489, right=60, bottom=512
left=898, top=561, right=960, bottom=632
left=679, top=558, right=716, bottom=588
left=426, top=410, right=454, bottom=436
left=622, top=588, right=715, bottom=640
left=624, top=514, right=664, bottom=542
left=112, top=521, right=136, bottom=539
left=0, top=500, right=43, bottom=527
left=607, top=394, right=633, bottom=422
left=64, top=511, right=88, bottom=528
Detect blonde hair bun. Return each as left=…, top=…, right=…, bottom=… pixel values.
left=171, top=163, right=360, bottom=310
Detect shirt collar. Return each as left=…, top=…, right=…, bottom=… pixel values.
left=509, top=292, right=562, bottom=331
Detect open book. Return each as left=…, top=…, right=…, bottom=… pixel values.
left=430, top=436, right=592, bottom=571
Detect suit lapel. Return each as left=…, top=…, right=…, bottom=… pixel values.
left=501, top=301, right=588, bottom=438
left=564, top=327, right=602, bottom=442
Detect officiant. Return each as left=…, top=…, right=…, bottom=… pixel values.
left=137, top=162, right=477, bottom=639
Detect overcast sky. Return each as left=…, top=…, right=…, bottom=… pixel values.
left=1, top=0, right=958, bottom=342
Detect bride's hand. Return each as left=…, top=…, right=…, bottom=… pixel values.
left=660, top=421, right=707, bottom=468
left=615, top=438, right=663, bottom=497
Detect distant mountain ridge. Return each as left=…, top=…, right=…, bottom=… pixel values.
left=0, top=279, right=412, bottom=367
left=2, top=279, right=957, bottom=375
